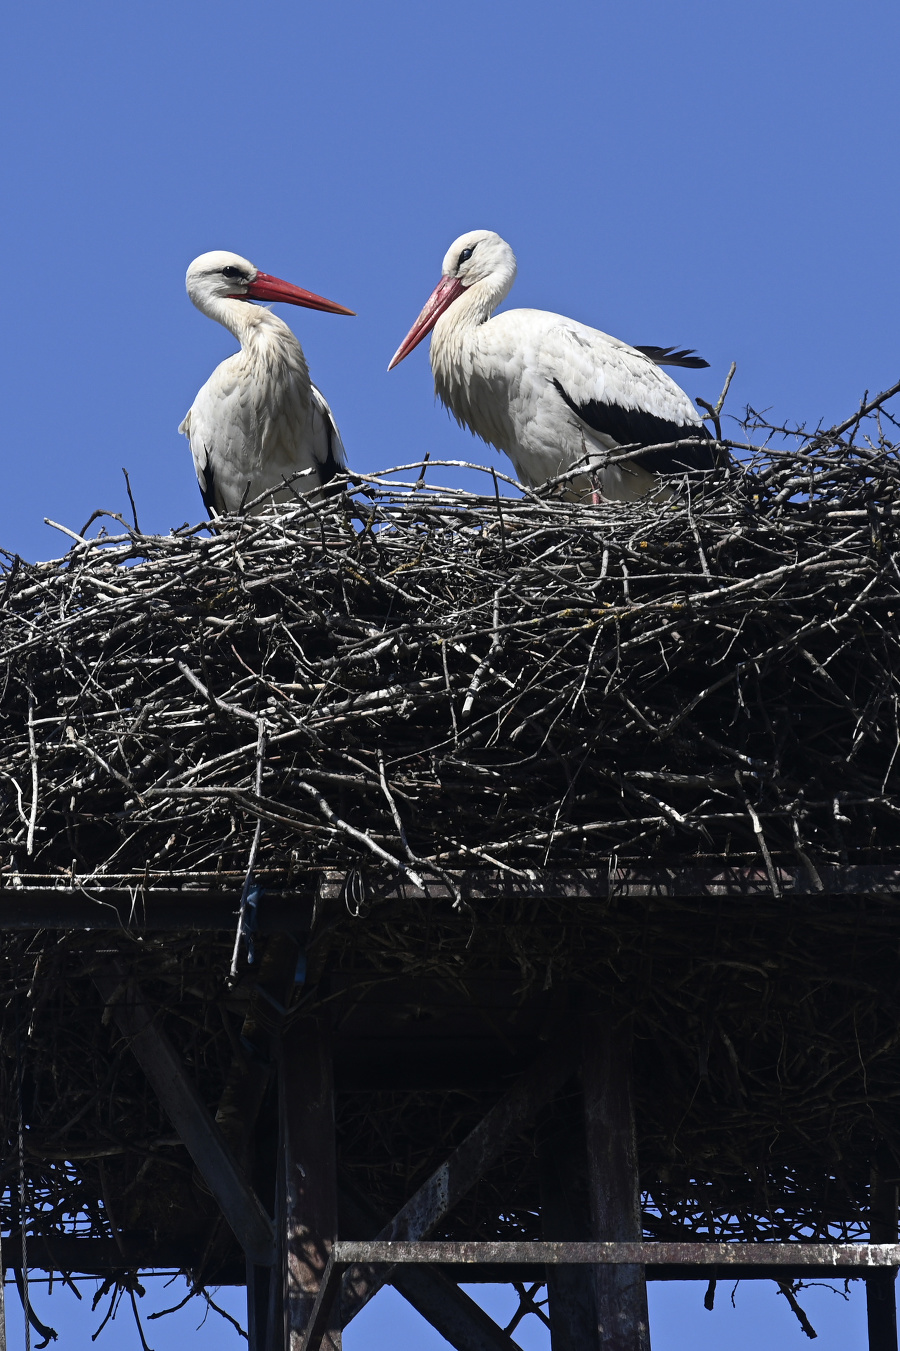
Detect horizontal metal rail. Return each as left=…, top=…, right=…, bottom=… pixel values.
left=332, top=1240, right=900, bottom=1267
left=320, top=863, right=900, bottom=903
left=299, top=1241, right=900, bottom=1351
left=0, top=888, right=313, bottom=930
left=3, top=861, right=900, bottom=933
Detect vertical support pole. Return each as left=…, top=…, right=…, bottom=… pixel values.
left=867, top=1161, right=898, bottom=1351
left=247, top=1261, right=277, bottom=1351
left=0, top=1221, right=6, bottom=1351
left=246, top=1071, right=282, bottom=1351
left=583, top=1006, right=650, bottom=1351
left=281, top=1016, right=340, bottom=1351
left=536, top=1095, right=598, bottom=1351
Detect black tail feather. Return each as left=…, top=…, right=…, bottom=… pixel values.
left=634, top=345, right=710, bottom=369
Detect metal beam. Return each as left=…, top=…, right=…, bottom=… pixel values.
left=299, top=1252, right=345, bottom=1351
left=0, top=1235, right=202, bottom=1272
left=331, top=1240, right=900, bottom=1268
left=281, top=1017, right=340, bottom=1351
left=583, top=1009, right=649, bottom=1351
left=5, top=859, right=900, bottom=932
left=0, top=888, right=313, bottom=930
left=339, top=1033, right=581, bottom=1325
left=339, top=1184, right=522, bottom=1351
left=211, top=935, right=303, bottom=1351
left=318, top=863, right=900, bottom=906
left=300, top=1242, right=900, bottom=1351
left=94, top=968, right=276, bottom=1267
left=537, top=1097, right=596, bottom=1351
left=3, top=1233, right=897, bottom=1282
left=387, top=1265, right=523, bottom=1351
left=867, top=1164, right=899, bottom=1351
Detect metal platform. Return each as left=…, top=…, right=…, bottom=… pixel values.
left=2, top=865, right=898, bottom=1351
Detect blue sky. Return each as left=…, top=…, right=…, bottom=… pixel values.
left=0, top=1270, right=873, bottom=1350
left=1, top=0, right=897, bottom=1344
left=1, top=0, right=898, bottom=562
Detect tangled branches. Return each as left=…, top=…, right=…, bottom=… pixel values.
left=1, top=387, right=900, bottom=1300
left=2, top=386, right=900, bottom=882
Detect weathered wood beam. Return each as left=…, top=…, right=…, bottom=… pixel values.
left=339, top=1033, right=580, bottom=1326
left=340, top=1183, right=522, bottom=1351
left=583, top=1009, right=650, bottom=1351
left=867, top=1162, right=899, bottom=1351
left=93, top=968, right=276, bottom=1268
left=281, top=1016, right=340, bottom=1351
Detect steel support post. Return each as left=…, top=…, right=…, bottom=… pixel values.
left=280, top=1016, right=341, bottom=1351
left=583, top=1008, right=651, bottom=1351
left=247, top=1260, right=280, bottom=1351
left=536, top=1096, right=597, bottom=1351
left=868, top=1163, right=899, bottom=1351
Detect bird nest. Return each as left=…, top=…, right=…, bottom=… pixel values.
left=1, top=384, right=900, bottom=1330
left=3, top=384, right=900, bottom=881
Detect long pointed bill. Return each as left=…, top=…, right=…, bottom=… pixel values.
left=388, top=276, right=467, bottom=370
left=243, top=272, right=355, bottom=315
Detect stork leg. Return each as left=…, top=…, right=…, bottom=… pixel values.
left=583, top=1006, right=651, bottom=1351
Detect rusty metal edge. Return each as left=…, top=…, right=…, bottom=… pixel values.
left=332, top=1240, right=900, bottom=1268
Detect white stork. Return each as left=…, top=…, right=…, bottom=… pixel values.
left=180, top=250, right=354, bottom=516
left=388, top=230, right=716, bottom=500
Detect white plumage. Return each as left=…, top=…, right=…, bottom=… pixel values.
left=389, top=230, right=715, bottom=500
left=180, top=250, right=353, bottom=516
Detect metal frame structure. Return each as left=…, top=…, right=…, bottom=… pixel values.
left=1, top=866, right=898, bottom=1351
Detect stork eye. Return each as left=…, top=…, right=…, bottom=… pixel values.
left=457, top=246, right=475, bottom=266
left=221, top=266, right=245, bottom=280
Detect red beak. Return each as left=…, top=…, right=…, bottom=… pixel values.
left=241, top=271, right=355, bottom=316
left=388, top=276, right=466, bottom=370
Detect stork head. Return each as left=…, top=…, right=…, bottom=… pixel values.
left=185, top=250, right=354, bottom=315
left=388, top=230, right=517, bottom=370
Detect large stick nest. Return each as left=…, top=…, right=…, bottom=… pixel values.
left=2, top=389, right=900, bottom=879
left=1, top=389, right=900, bottom=1313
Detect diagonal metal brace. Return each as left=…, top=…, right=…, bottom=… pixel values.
left=299, top=1251, right=348, bottom=1351
left=340, top=1033, right=580, bottom=1326
left=94, top=968, right=276, bottom=1267
left=339, top=1182, right=523, bottom=1351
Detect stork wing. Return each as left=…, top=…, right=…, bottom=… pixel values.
left=633, top=345, right=710, bottom=369
left=178, top=409, right=222, bottom=517
left=552, top=379, right=715, bottom=473
left=309, top=383, right=348, bottom=484
left=544, top=322, right=716, bottom=475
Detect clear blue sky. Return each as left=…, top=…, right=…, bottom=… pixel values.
left=1, top=0, right=896, bottom=1344
left=1, top=0, right=898, bottom=562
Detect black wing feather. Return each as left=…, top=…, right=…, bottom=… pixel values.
left=194, top=443, right=220, bottom=517
left=634, top=346, right=710, bottom=369
left=552, top=379, right=716, bottom=474
left=318, top=407, right=342, bottom=485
